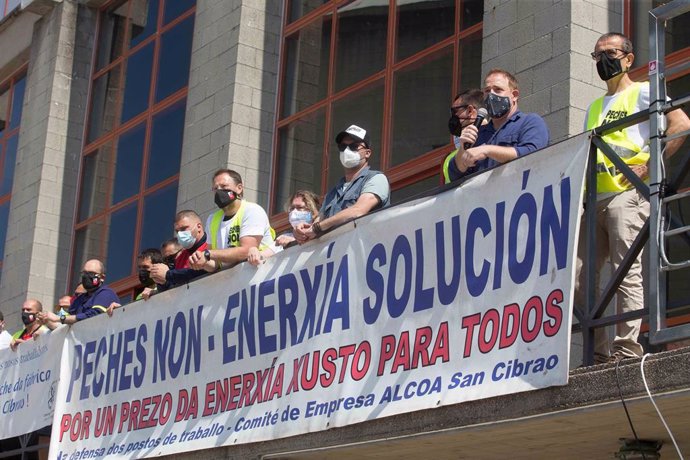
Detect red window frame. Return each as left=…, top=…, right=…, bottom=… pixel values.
left=71, top=0, right=196, bottom=299
left=271, top=0, right=483, bottom=229
left=0, top=64, right=28, bottom=273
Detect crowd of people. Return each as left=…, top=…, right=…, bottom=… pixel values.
left=0, top=32, right=688, bottom=365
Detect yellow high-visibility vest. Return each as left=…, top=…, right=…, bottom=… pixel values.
left=586, top=82, right=649, bottom=194
left=441, top=149, right=459, bottom=184
left=209, top=201, right=275, bottom=250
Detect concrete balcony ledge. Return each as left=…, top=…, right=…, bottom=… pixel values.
left=181, top=347, right=690, bottom=459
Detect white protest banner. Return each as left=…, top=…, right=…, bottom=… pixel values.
left=50, top=133, right=588, bottom=459
left=0, top=326, right=67, bottom=440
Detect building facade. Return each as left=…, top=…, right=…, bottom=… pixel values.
left=0, top=0, right=689, bottom=457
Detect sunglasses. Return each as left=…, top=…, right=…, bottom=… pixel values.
left=590, top=48, right=628, bottom=61
left=450, top=104, right=469, bottom=115
left=338, top=143, right=364, bottom=151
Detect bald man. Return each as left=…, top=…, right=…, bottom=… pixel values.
left=39, top=259, right=119, bottom=327
left=10, top=299, right=49, bottom=350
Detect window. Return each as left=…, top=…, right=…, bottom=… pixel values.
left=0, top=68, right=27, bottom=281
left=272, top=0, right=483, bottom=219
left=72, top=0, right=196, bottom=297
left=628, top=0, right=690, bottom=70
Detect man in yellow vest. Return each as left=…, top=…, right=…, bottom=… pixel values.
left=189, top=169, right=275, bottom=271
left=579, top=32, right=690, bottom=363
left=441, top=89, right=486, bottom=184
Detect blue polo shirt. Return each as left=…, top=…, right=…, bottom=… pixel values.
left=446, top=110, right=549, bottom=182
left=70, top=285, right=119, bottom=322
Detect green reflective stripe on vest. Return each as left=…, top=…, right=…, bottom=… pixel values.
left=586, top=82, right=649, bottom=193
left=442, top=149, right=458, bottom=184
left=209, top=209, right=225, bottom=250
left=92, top=305, right=107, bottom=312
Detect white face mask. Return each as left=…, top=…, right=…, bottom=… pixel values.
left=339, top=146, right=362, bottom=169
left=177, top=230, right=196, bottom=249
left=288, top=210, right=313, bottom=228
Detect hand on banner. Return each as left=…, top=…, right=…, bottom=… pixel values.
left=247, top=247, right=264, bottom=266
left=106, top=302, right=121, bottom=317
left=9, top=338, right=24, bottom=351
left=276, top=234, right=296, bottom=247
left=141, top=287, right=156, bottom=300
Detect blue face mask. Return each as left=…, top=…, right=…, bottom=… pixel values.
left=177, top=230, right=196, bottom=249
left=288, top=210, right=313, bottom=228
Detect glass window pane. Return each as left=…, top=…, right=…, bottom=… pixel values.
left=147, top=99, right=185, bottom=187
left=391, top=49, right=453, bottom=167
left=106, top=202, right=138, bottom=282
left=163, top=0, right=195, bottom=24
left=95, top=1, right=129, bottom=70
left=139, top=182, right=177, bottom=251
left=391, top=174, right=440, bottom=205
left=0, top=135, right=18, bottom=196
left=112, top=123, right=145, bottom=205
left=88, top=67, right=122, bottom=143
left=72, top=219, right=105, bottom=291
left=275, top=108, right=326, bottom=212
left=288, top=0, right=328, bottom=23
left=281, top=16, right=331, bottom=118
left=78, top=143, right=114, bottom=221
left=121, top=42, right=154, bottom=123
left=633, top=1, right=690, bottom=66
left=0, top=87, right=8, bottom=136
left=0, top=201, right=9, bottom=261
left=461, top=0, right=484, bottom=30
left=459, top=32, right=483, bottom=92
left=329, top=82, right=384, bottom=187
left=9, top=76, right=25, bottom=129
left=130, top=0, right=160, bottom=48
left=155, top=15, right=194, bottom=102
left=397, top=0, right=454, bottom=62
left=335, top=3, right=388, bottom=91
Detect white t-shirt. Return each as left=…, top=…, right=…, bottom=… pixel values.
left=206, top=201, right=275, bottom=250
left=584, top=81, right=650, bottom=149
left=0, top=330, right=12, bottom=350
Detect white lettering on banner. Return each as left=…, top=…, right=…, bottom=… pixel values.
left=46, top=133, right=589, bottom=459
left=0, top=326, right=67, bottom=440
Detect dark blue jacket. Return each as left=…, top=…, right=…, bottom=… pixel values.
left=446, top=110, right=549, bottom=182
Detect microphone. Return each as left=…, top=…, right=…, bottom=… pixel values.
left=463, top=108, right=488, bottom=150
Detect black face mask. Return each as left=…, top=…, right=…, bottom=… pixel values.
left=448, top=115, right=473, bottom=136
left=485, top=93, right=512, bottom=119
left=596, top=53, right=625, bottom=81
left=81, top=272, right=102, bottom=291
left=214, top=189, right=237, bottom=209
left=21, top=312, right=35, bottom=326
left=164, top=253, right=178, bottom=270
left=138, top=269, right=153, bottom=286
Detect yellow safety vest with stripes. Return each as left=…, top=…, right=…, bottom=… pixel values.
left=441, top=149, right=459, bottom=184
left=209, top=201, right=275, bottom=250
left=586, top=82, right=649, bottom=194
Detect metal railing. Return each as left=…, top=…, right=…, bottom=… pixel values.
left=574, top=0, right=690, bottom=365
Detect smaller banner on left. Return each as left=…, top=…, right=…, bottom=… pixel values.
left=0, top=326, right=67, bottom=440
